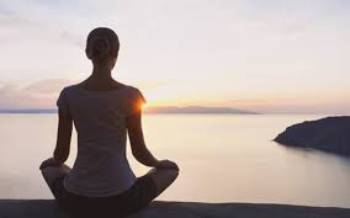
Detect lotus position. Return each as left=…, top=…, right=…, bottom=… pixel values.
left=40, top=27, right=179, bottom=218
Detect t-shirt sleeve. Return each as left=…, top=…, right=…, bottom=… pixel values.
left=128, top=88, right=147, bottom=116
left=56, top=88, right=70, bottom=116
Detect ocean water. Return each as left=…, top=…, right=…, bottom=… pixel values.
left=0, top=113, right=350, bottom=208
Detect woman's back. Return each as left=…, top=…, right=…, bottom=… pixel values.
left=57, top=83, right=145, bottom=197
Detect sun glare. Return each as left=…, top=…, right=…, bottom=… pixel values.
left=141, top=102, right=148, bottom=109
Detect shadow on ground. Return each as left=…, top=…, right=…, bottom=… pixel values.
left=1, top=200, right=350, bottom=218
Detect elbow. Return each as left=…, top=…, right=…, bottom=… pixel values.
left=53, top=147, right=69, bottom=163
left=132, top=148, right=150, bottom=164
left=132, top=150, right=143, bottom=162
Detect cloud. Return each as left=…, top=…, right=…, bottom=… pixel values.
left=0, top=2, right=85, bottom=48
left=23, top=78, right=72, bottom=94
left=0, top=78, right=72, bottom=109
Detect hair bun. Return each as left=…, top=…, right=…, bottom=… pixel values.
left=86, top=36, right=111, bottom=60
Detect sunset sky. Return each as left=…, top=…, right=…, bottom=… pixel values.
left=0, top=0, right=349, bottom=114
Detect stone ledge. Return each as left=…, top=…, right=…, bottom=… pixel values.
left=1, top=200, right=350, bottom=218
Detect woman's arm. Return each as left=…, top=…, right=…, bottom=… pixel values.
left=40, top=108, right=72, bottom=170
left=53, top=108, right=73, bottom=163
left=126, top=110, right=159, bottom=167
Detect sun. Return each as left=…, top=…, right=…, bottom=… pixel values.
left=141, top=102, right=148, bottom=109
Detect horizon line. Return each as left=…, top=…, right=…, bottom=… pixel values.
left=0, top=107, right=347, bottom=116
left=0, top=106, right=258, bottom=115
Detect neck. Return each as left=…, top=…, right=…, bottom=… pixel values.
left=91, top=64, right=112, bottom=80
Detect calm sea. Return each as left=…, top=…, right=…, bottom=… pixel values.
left=0, top=114, right=349, bottom=208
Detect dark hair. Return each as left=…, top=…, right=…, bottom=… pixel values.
left=85, top=27, right=120, bottom=61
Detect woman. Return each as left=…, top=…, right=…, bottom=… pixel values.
left=39, top=27, right=179, bottom=218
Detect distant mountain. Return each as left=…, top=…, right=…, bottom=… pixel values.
left=0, top=106, right=257, bottom=114
left=144, top=106, right=257, bottom=114
left=274, top=116, right=350, bottom=156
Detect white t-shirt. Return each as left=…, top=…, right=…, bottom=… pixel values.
left=56, top=83, right=146, bottom=197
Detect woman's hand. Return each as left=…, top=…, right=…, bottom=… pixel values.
left=39, top=157, right=61, bottom=170
left=156, top=159, right=179, bottom=171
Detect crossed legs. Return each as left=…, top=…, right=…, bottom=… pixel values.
left=40, top=163, right=71, bottom=196
left=146, top=167, right=179, bottom=197
left=40, top=161, right=179, bottom=200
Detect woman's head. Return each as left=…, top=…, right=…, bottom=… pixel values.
left=85, top=27, right=120, bottom=68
